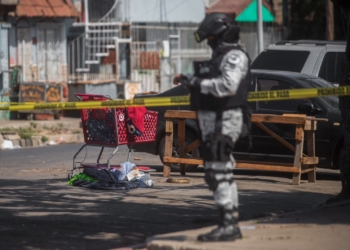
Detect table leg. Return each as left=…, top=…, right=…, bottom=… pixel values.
left=178, top=119, right=186, bottom=176
left=306, top=129, right=316, bottom=183
left=292, top=125, right=304, bottom=185
left=163, top=118, right=174, bottom=177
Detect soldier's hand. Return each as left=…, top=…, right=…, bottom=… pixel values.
left=173, top=74, right=190, bottom=86
left=174, top=74, right=202, bottom=89
left=173, top=74, right=188, bottom=85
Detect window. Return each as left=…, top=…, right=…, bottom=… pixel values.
left=303, top=78, right=339, bottom=109
left=251, top=50, right=310, bottom=72
left=256, top=78, right=310, bottom=112
left=318, top=52, right=345, bottom=85
left=318, top=52, right=345, bottom=84
left=319, top=52, right=336, bottom=83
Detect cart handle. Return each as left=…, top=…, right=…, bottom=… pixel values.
left=75, top=93, right=112, bottom=101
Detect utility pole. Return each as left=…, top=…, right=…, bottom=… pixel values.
left=257, top=0, right=264, bottom=54
left=160, top=0, right=163, bottom=22
left=326, top=0, right=334, bottom=40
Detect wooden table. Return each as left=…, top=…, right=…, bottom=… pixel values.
left=162, top=110, right=327, bottom=185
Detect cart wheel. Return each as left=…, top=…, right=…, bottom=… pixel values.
left=158, top=130, right=200, bottom=172
left=66, top=170, right=73, bottom=180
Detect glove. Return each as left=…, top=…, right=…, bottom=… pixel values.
left=173, top=74, right=202, bottom=89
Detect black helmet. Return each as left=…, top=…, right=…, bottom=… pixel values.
left=194, top=13, right=231, bottom=43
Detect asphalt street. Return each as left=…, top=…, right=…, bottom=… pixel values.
left=0, top=143, right=342, bottom=250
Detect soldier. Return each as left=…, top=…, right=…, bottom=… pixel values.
left=327, top=0, right=350, bottom=203
left=174, top=13, right=251, bottom=241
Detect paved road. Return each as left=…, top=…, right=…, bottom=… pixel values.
left=0, top=143, right=342, bottom=250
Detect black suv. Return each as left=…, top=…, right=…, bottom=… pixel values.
left=133, top=70, right=343, bottom=172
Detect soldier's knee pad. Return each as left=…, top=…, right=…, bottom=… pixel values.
left=205, top=170, right=235, bottom=191
left=202, top=133, right=235, bottom=162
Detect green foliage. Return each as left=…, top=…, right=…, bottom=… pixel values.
left=0, top=127, right=12, bottom=132
left=17, top=127, right=36, bottom=139
left=41, top=136, right=49, bottom=143
left=30, top=122, right=38, bottom=129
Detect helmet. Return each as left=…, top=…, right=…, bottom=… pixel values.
left=194, top=13, right=231, bottom=43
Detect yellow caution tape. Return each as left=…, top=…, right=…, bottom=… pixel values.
left=0, top=86, right=349, bottom=111
left=247, top=86, right=350, bottom=101
left=0, top=96, right=189, bottom=111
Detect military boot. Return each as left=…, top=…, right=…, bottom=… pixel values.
left=197, top=208, right=242, bottom=242
left=326, top=174, right=350, bottom=204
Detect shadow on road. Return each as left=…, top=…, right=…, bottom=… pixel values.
left=0, top=167, right=343, bottom=250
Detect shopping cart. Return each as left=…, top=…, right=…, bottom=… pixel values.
left=68, top=93, right=158, bottom=178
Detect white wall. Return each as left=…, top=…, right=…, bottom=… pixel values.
left=131, top=0, right=206, bottom=23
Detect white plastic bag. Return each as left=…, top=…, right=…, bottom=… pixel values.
left=115, top=162, right=137, bottom=181
left=1, top=140, right=13, bottom=150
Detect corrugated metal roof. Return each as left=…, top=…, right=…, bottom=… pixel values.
left=15, top=0, right=78, bottom=18
left=206, top=0, right=273, bottom=17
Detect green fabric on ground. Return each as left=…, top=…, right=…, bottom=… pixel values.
left=68, top=173, right=98, bottom=185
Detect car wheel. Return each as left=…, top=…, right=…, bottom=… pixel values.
left=158, top=129, right=200, bottom=172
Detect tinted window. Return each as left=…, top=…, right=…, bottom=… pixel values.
left=251, top=50, right=310, bottom=72
left=257, top=79, right=297, bottom=111
left=336, top=53, right=346, bottom=84
left=319, top=52, right=335, bottom=83
left=257, top=78, right=313, bottom=112
left=319, top=52, right=345, bottom=85
left=302, top=78, right=339, bottom=109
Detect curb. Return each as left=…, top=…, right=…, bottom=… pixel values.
left=0, top=133, right=85, bottom=149
left=0, top=118, right=85, bottom=149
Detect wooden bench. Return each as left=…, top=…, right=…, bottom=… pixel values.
left=162, top=110, right=328, bottom=185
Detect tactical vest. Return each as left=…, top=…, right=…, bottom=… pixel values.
left=190, top=44, right=251, bottom=111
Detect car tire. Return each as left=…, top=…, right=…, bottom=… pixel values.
left=158, top=129, right=200, bottom=172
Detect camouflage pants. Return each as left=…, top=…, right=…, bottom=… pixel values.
left=197, top=108, right=242, bottom=211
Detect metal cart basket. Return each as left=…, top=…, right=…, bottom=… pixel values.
left=69, top=93, right=158, bottom=177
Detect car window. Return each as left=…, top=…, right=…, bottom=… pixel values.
left=318, top=52, right=345, bottom=85
left=335, top=52, right=345, bottom=85
left=257, top=78, right=313, bottom=112
left=251, top=50, right=310, bottom=72
left=302, top=78, right=339, bottom=109
left=257, top=79, right=297, bottom=111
